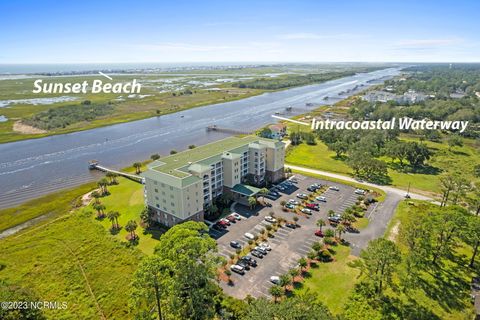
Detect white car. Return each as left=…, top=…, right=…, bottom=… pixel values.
left=296, top=193, right=308, bottom=199
left=288, top=199, right=299, bottom=205
left=354, top=189, right=366, bottom=195
left=232, top=213, right=242, bottom=220
left=301, top=208, right=312, bottom=215
left=259, top=242, right=272, bottom=251
left=316, top=196, right=327, bottom=202
left=329, top=186, right=340, bottom=191
left=244, top=232, right=255, bottom=240
left=254, top=246, right=268, bottom=255
left=230, top=264, right=245, bottom=275
left=270, top=276, right=280, bottom=284
left=264, top=216, right=277, bottom=223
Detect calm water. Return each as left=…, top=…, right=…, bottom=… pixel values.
left=0, top=68, right=400, bottom=208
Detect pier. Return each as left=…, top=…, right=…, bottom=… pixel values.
left=88, top=160, right=145, bottom=184
left=206, top=125, right=253, bottom=135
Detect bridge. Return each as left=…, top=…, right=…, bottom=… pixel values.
left=88, top=161, right=145, bottom=184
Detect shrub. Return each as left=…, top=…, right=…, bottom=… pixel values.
left=324, top=237, right=336, bottom=246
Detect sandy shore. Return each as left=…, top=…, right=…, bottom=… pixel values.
left=13, top=121, right=47, bottom=134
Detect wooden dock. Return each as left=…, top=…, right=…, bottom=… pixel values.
left=88, top=161, right=145, bottom=184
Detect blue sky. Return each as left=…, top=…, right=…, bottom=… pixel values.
left=1, top=0, right=479, bottom=63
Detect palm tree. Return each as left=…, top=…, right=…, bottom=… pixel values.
left=91, top=190, right=101, bottom=204
left=341, top=211, right=355, bottom=225
left=336, top=224, right=347, bottom=240
left=269, top=285, right=283, bottom=303
left=279, top=274, right=292, bottom=291
left=289, top=268, right=300, bottom=283
left=125, top=220, right=138, bottom=240
left=93, top=203, right=106, bottom=218
left=259, top=188, right=269, bottom=202
left=248, top=196, right=257, bottom=209
left=328, top=209, right=336, bottom=217
left=150, top=154, right=160, bottom=160
left=98, top=178, right=109, bottom=195
left=316, top=218, right=326, bottom=232
left=107, top=211, right=120, bottom=229
left=106, top=172, right=115, bottom=185
left=133, top=162, right=142, bottom=174
left=298, top=257, right=308, bottom=273
left=140, top=208, right=150, bottom=227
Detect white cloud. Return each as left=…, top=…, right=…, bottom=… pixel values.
left=394, top=38, right=463, bottom=48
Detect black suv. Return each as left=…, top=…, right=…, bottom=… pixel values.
left=240, top=256, right=258, bottom=267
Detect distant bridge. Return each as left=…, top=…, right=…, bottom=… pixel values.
left=88, top=161, right=145, bottom=184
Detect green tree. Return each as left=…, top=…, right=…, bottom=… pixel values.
left=350, top=238, right=401, bottom=297
left=316, top=218, right=326, bottom=231
left=188, top=145, right=196, bottom=149
left=0, top=280, right=46, bottom=320
left=91, top=190, right=101, bottom=204
left=279, top=274, right=292, bottom=291
left=97, top=178, right=109, bottom=195
left=152, top=222, right=220, bottom=320
left=130, top=255, right=167, bottom=320
left=107, top=210, right=120, bottom=229
left=133, top=162, right=142, bottom=174
left=298, top=257, right=308, bottom=273
left=93, top=203, right=106, bottom=218
left=248, top=196, right=257, bottom=209
left=150, top=154, right=160, bottom=160
left=336, top=224, right=347, bottom=240
left=259, top=188, right=269, bottom=202
left=125, top=220, right=138, bottom=240
left=462, top=215, right=480, bottom=268
left=269, top=285, right=283, bottom=303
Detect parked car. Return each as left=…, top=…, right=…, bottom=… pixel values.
left=270, top=276, right=280, bottom=284
left=230, top=264, right=245, bottom=275
left=329, top=186, right=340, bottom=191
left=268, top=191, right=279, bottom=197
left=231, top=213, right=242, bottom=220
left=215, top=222, right=227, bottom=229
left=316, top=196, right=327, bottom=202
left=226, top=215, right=236, bottom=223
left=220, top=218, right=231, bottom=226
left=288, top=199, right=299, bottom=205
left=244, top=232, right=255, bottom=240
left=277, top=185, right=286, bottom=191
left=289, top=177, right=298, bottom=183
left=236, top=260, right=250, bottom=270
left=328, top=216, right=341, bottom=224
left=305, top=203, right=319, bottom=210
left=230, top=241, right=242, bottom=249
left=264, top=216, right=277, bottom=223
left=254, top=246, right=268, bottom=255
left=301, top=208, right=312, bottom=215
left=296, top=193, right=308, bottom=199
left=285, top=222, right=296, bottom=229
left=315, top=230, right=324, bottom=237
left=240, top=256, right=258, bottom=267
left=250, top=250, right=263, bottom=258
left=259, top=242, right=271, bottom=251
left=285, top=203, right=296, bottom=210
left=307, top=186, right=316, bottom=192
left=354, top=189, right=366, bottom=195
left=212, top=224, right=223, bottom=231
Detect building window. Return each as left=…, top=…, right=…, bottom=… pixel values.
left=154, top=188, right=158, bottom=193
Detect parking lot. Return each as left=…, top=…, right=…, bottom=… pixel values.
left=211, top=174, right=367, bottom=299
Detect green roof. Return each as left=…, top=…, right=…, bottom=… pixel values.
left=150, top=136, right=261, bottom=178
left=231, top=184, right=261, bottom=196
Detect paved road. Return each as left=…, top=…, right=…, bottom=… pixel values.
left=285, top=164, right=436, bottom=201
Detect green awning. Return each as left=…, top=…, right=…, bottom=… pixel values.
left=231, top=184, right=261, bottom=196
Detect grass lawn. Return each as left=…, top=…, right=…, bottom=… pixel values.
left=93, top=178, right=163, bottom=255
left=0, top=210, right=143, bottom=319
left=294, top=245, right=359, bottom=314
left=286, top=136, right=480, bottom=197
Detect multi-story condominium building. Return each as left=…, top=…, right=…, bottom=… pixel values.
left=142, top=136, right=285, bottom=227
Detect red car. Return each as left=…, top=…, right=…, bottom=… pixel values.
left=218, top=220, right=229, bottom=226
left=226, top=215, right=236, bottom=223
left=305, top=203, right=319, bottom=211
left=314, top=230, right=324, bottom=237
